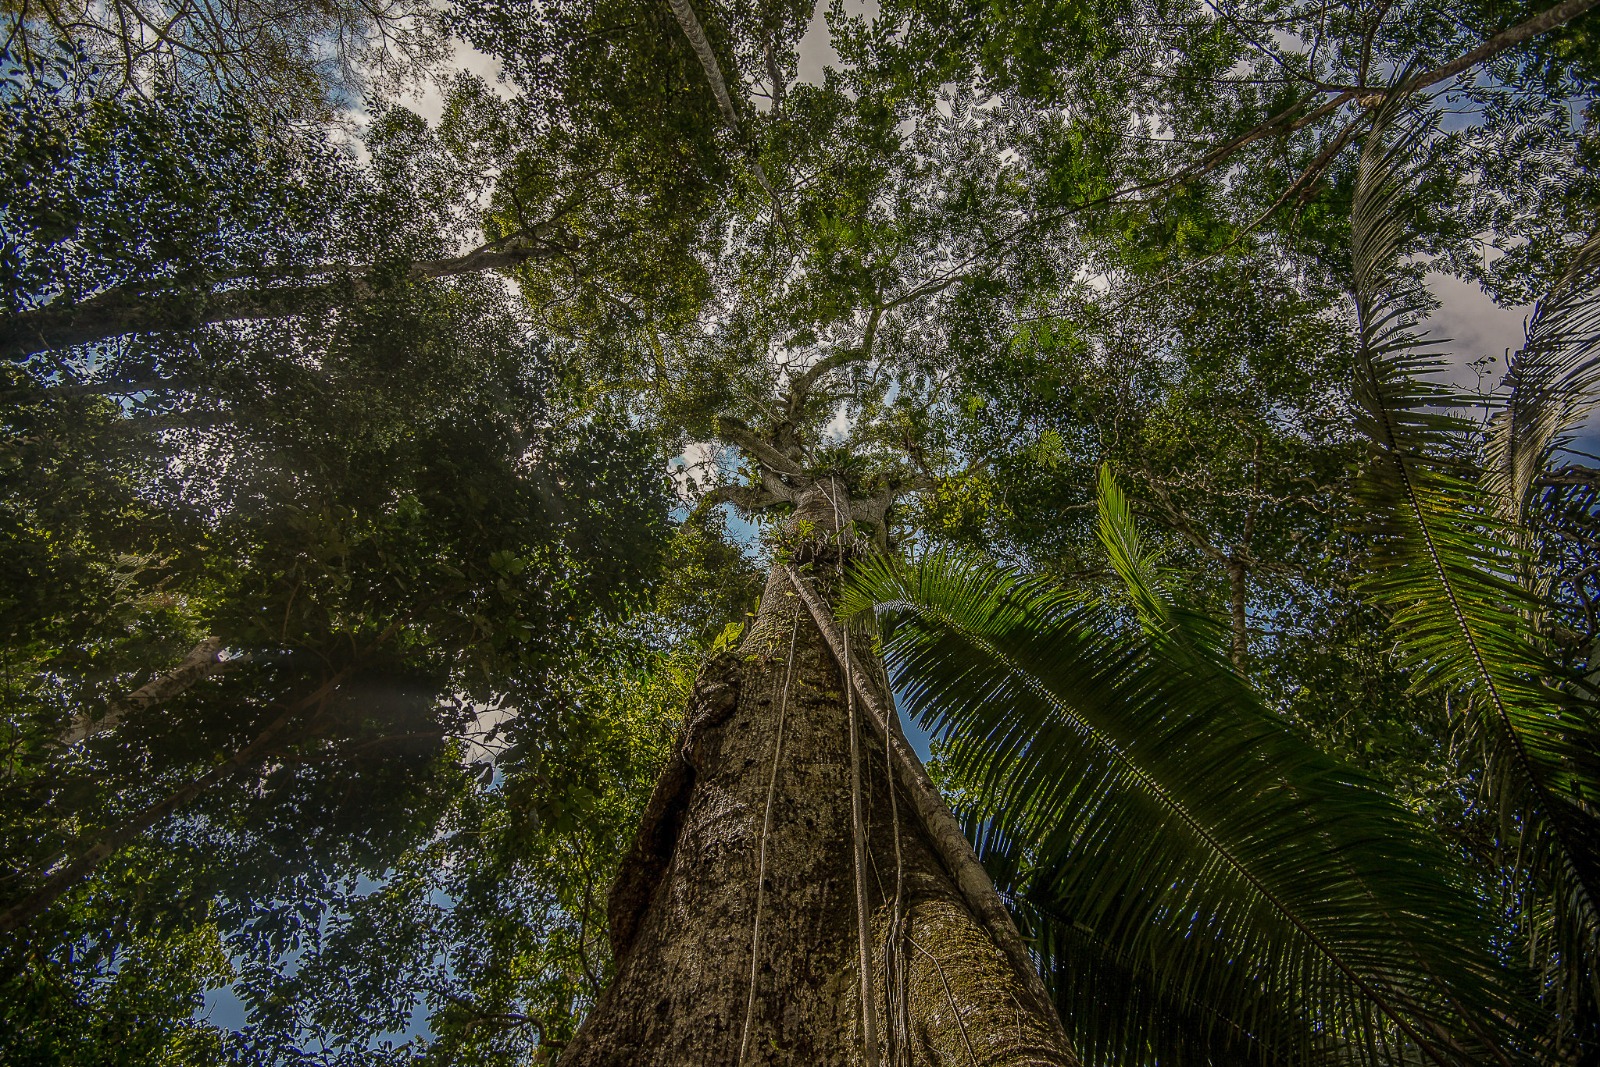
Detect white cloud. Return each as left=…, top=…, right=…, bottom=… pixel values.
left=1426, top=271, right=1530, bottom=390
left=669, top=441, right=724, bottom=501
left=394, top=39, right=511, bottom=125
left=796, top=0, right=879, bottom=86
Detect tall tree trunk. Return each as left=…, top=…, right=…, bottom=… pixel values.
left=1226, top=557, right=1249, bottom=671
left=564, top=496, right=1077, bottom=1065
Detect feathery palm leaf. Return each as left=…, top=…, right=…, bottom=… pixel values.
left=842, top=537, right=1535, bottom=1066
left=1348, top=112, right=1600, bottom=1039
left=1095, top=461, right=1235, bottom=661
left=1484, top=228, right=1600, bottom=528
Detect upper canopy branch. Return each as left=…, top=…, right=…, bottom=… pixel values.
left=661, top=0, right=796, bottom=240
left=663, top=0, right=740, bottom=128
left=869, top=0, right=1600, bottom=308
left=784, top=305, right=882, bottom=426
left=0, top=221, right=570, bottom=360
left=715, top=415, right=805, bottom=478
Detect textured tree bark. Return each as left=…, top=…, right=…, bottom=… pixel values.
left=562, top=500, right=1077, bottom=1066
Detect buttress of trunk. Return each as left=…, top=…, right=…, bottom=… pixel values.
left=562, top=543, right=1077, bottom=1065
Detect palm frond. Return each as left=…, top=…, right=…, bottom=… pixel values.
left=842, top=550, right=1536, bottom=1067
left=1096, top=461, right=1236, bottom=664
left=1348, top=113, right=1600, bottom=1040
left=1484, top=229, right=1600, bottom=527
left=1095, top=462, right=1172, bottom=634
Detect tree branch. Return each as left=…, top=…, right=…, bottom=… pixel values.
left=701, top=482, right=788, bottom=512
left=784, top=305, right=882, bottom=427
left=65, top=637, right=250, bottom=744
left=714, top=415, right=806, bottom=478
left=663, top=0, right=738, bottom=127
left=661, top=0, right=797, bottom=241
left=1397, top=0, right=1598, bottom=97
left=1, top=225, right=565, bottom=360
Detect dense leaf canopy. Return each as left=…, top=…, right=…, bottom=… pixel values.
left=1, top=0, right=1598, bottom=1061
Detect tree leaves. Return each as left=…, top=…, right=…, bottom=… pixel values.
left=1346, top=107, right=1600, bottom=1054
left=845, top=543, right=1536, bottom=1066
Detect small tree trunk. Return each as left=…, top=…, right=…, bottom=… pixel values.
left=64, top=636, right=230, bottom=744
left=1226, top=557, right=1249, bottom=671
left=564, top=500, right=1076, bottom=1065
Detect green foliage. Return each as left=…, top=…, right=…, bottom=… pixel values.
left=650, top=505, right=765, bottom=646
left=1347, top=111, right=1600, bottom=1051
left=6, top=922, right=231, bottom=1067
left=843, top=543, right=1534, bottom=1066
left=1093, top=462, right=1173, bottom=632
left=0, top=65, right=677, bottom=1066
left=1485, top=228, right=1600, bottom=527
left=194, top=516, right=757, bottom=1065
left=0, top=55, right=362, bottom=315
left=218, top=642, right=694, bottom=1066
left=0, top=269, right=674, bottom=1056
left=450, top=0, right=731, bottom=339
left=1256, top=581, right=1474, bottom=831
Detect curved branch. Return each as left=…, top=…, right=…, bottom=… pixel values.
left=1394, top=0, right=1599, bottom=97
left=1, top=226, right=564, bottom=360
left=700, top=482, right=788, bottom=512
left=661, top=0, right=796, bottom=240
left=785, top=305, right=881, bottom=425
left=663, top=0, right=738, bottom=128
left=714, top=415, right=806, bottom=478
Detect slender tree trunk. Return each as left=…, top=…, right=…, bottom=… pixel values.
left=64, top=636, right=234, bottom=744
left=1226, top=558, right=1249, bottom=671
left=565, top=495, right=1076, bottom=1065
left=1227, top=437, right=1261, bottom=673
left=0, top=232, right=557, bottom=360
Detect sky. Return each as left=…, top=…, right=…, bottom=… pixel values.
left=1428, top=271, right=1599, bottom=455
left=1430, top=269, right=1530, bottom=376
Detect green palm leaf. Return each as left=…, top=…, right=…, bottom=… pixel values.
left=843, top=542, right=1535, bottom=1067
left=1484, top=228, right=1600, bottom=528
left=1347, top=112, right=1600, bottom=1040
